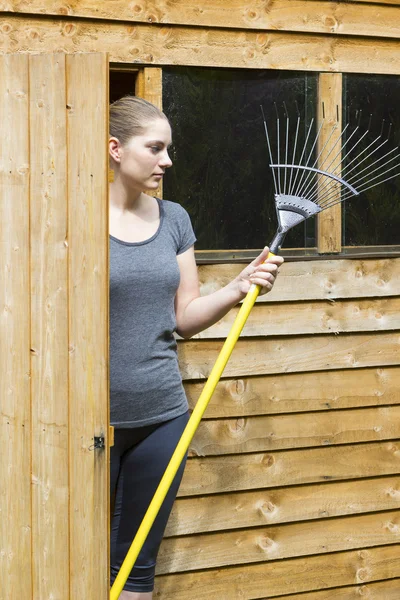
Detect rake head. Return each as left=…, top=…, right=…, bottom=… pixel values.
left=262, top=105, right=400, bottom=253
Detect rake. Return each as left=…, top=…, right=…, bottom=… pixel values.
left=110, top=105, right=400, bottom=599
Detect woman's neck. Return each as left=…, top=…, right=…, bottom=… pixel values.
left=109, top=176, right=144, bottom=213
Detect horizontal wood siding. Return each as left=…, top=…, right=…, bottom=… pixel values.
left=156, top=257, right=400, bottom=597
left=1, top=14, right=400, bottom=73
left=1, top=1, right=400, bottom=39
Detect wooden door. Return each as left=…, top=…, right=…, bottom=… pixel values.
left=0, top=52, right=110, bottom=600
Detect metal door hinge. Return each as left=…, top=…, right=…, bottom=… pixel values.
left=89, top=435, right=105, bottom=451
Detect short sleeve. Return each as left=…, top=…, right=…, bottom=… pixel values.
left=176, top=205, right=197, bottom=255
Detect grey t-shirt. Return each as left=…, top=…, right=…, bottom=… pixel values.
left=109, top=198, right=196, bottom=428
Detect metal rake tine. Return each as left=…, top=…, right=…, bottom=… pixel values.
left=291, top=118, right=315, bottom=197
left=294, top=120, right=326, bottom=199
left=275, top=103, right=282, bottom=195
left=344, top=146, right=399, bottom=187
left=307, top=127, right=372, bottom=204
left=306, top=124, right=352, bottom=201
left=319, top=124, right=360, bottom=178
left=341, top=133, right=386, bottom=180
left=284, top=109, right=290, bottom=194
left=288, top=115, right=301, bottom=195
left=316, top=150, right=400, bottom=208
left=299, top=121, right=342, bottom=200
left=343, top=166, right=400, bottom=198
left=345, top=151, right=400, bottom=190
left=261, top=105, right=278, bottom=195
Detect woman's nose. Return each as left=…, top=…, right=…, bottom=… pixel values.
left=160, top=150, right=173, bottom=168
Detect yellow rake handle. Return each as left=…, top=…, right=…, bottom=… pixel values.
left=110, top=253, right=274, bottom=599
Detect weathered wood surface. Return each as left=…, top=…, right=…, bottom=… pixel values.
left=189, top=406, right=400, bottom=456
left=179, top=441, right=400, bottom=496
left=258, top=578, right=400, bottom=600
left=0, top=52, right=31, bottom=600
left=2, top=16, right=400, bottom=73
left=1, top=1, right=400, bottom=39
left=198, top=258, right=400, bottom=302
left=178, top=331, right=400, bottom=380
left=154, top=545, right=400, bottom=599
left=188, top=297, right=400, bottom=338
left=158, top=510, right=400, bottom=573
left=166, top=476, right=400, bottom=536
left=317, top=73, right=342, bottom=253
left=66, top=52, right=109, bottom=599
left=185, top=367, right=400, bottom=417
left=29, top=53, right=69, bottom=599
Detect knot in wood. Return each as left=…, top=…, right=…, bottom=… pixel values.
left=246, top=10, right=258, bottom=20
left=385, top=520, right=399, bottom=533
left=356, top=568, right=370, bottom=582
left=259, top=500, right=276, bottom=516
left=324, top=16, right=338, bottom=31
left=229, top=418, right=246, bottom=434
left=62, top=23, right=76, bottom=36
left=257, top=535, right=275, bottom=552
left=387, top=486, right=400, bottom=499
left=261, top=454, right=274, bottom=468
left=256, top=33, right=268, bottom=47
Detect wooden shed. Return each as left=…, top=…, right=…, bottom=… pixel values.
left=1, top=2, right=400, bottom=599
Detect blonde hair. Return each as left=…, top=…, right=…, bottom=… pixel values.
left=109, top=96, right=168, bottom=145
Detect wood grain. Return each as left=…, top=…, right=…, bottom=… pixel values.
left=67, top=52, right=109, bottom=599
left=197, top=258, right=400, bottom=302
left=1, top=1, right=400, bottom=39
left=259, top=578, right=400, bottom=600
left=187, top=297, right=400, bottom=339
left=179, top=441, right=400, bottom=496
left=2, top=16, right=400, bottom=73
left=185, top=367, right=400, bottom=417
left=157, top=510, right=400, bottom=573
left=0, top=52, right=32, bottom=600
left=189, top=406, right=400, bottom=456
left=29, top=53, right=69, bottom=599
left=317, top=73, right=342, bottom=253
left=178, top=331, right=400, bottom=380
left=154, top=545, right=400, bottom=599
left=166, top=476, right=400, bottom=536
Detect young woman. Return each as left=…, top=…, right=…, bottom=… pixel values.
left=109, top=96, right=284, bottom=599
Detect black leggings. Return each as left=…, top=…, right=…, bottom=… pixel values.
left=110, top=411, right=189, bottom=593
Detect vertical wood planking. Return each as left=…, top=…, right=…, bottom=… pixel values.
left=317, top=73, right=342, bottom=253
left=66, top=53, right=109, bottom=599
left=29, top=53, right=70, bottom=599
left=0, top=53, right=32, bottom=599
left=135, top=67, right=164, bottom=197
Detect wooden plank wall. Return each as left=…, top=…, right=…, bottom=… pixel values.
left=0, top=53, right=109, bottom=600
left=1, top=1, right=400, bottom=599
left=154, top=258, right=400, bottom=598
left=1, top=1, right=400, bottom=73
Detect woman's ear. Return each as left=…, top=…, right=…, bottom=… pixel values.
left=109, top=137, right=122, bottom=163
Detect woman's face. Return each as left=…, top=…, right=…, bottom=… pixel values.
left=111, top=118, right=173, bottom=191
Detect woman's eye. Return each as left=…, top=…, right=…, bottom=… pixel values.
left=151, top=146, right=161, bottom=153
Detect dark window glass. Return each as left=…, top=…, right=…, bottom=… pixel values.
left=109, top=68, right=136, bottom=103
left=163, top=67, right=317, bottom=251
left=342, top=74, right=400, bottom=247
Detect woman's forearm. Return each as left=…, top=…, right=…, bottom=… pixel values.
left=176, top=282, right=244, bottom=339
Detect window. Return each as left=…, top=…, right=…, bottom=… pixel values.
left=342, top=74, right=400, bottom=248
left=163, top=67, right=317, bottom=254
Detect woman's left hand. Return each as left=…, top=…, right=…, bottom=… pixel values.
left=234, top=247, right=284, bottom=297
